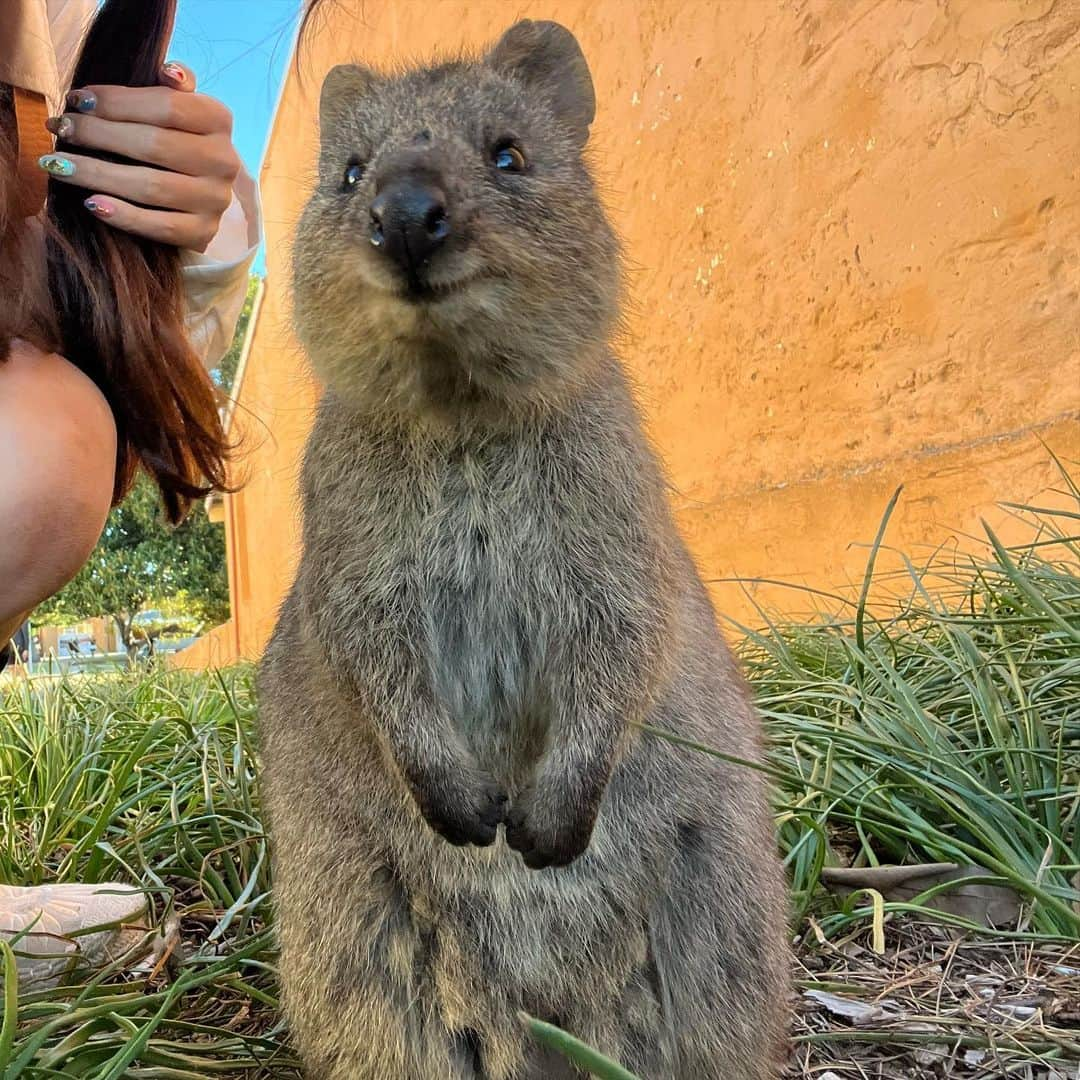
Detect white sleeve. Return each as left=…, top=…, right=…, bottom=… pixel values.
left=180, top=167, right=263, bottom=370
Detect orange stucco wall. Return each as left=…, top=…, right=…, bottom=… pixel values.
left=182, top=0, right=1080, bottom=665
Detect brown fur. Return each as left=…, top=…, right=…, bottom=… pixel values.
left=259, top=20, right=790, bottom=1079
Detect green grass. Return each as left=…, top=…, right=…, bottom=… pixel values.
left=1, top=466, right=1078, bottom=1077
left=0, top=670, right=296, bottom=1077
left=751, top=480, right=1080, bottom=940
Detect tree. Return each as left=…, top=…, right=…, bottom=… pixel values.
left=211, top=274, right=261, bottom=394
left=35, top=475, right=229, bottom=653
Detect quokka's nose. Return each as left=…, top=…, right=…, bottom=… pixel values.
left=369, top=181, right=449, bottom=272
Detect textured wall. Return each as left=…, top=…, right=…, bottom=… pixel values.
left=193, top=0, right=1080, bottom=662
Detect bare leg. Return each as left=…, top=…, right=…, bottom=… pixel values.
left=0, top=349, right=142, bottom=976
left=0, top=340, right=116, bottom=634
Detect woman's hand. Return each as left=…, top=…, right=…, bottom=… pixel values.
left=37, top=62, right=241, bottom=253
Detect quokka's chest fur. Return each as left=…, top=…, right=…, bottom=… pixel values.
left=301, top=395, right=646, bottom=765
left=411, top=440, right=559, bottom=745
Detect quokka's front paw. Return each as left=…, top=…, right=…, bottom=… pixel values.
left=504, top=784, right=599, bottom=870
left=413, top=769, right=508, bottom=848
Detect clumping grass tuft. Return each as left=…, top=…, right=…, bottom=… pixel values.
left=1, top=461, right=1077, bottom=1077
left=750, top=484, right=1080, bottom=941
left=745, top=460, right=1080, bottom=1078
left=0, top=669, right=299, bottom=1078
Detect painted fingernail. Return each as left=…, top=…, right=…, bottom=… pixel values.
left=38, top=154, right=76, bottom=177
left=162, top=62, right=186, bottom=84
left=45, top=116, right=74, bottom=138
left=66, top=90, right=97, bottom=113
left=84, top=197, right=115, bottom=218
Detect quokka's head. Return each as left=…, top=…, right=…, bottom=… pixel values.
left=294, top=21, right=620, bottom=419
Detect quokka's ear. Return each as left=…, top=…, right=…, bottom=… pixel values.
left=487, top=21, right=596, bottom=147
left=319, top=63, right=377, bottom=134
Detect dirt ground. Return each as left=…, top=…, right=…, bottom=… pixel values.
left=789, top=919, right=1080, bottom=1079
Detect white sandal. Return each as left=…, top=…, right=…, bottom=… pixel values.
left=0, top=882, right=152, bottom=988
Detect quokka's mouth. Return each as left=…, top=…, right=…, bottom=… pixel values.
left=401, top=272, right=486, bottom=302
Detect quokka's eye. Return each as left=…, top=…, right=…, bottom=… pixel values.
left=492, top=142, right=526, bottom=172
left=342, top=160, right=366, bottom=190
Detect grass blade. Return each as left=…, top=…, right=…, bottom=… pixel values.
left=519, top=1013, right=642, bottom=1080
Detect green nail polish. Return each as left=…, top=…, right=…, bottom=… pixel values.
left=39, top=154, right=76, bottom=177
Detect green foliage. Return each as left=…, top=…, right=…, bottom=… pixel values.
left=35, top=475, right=228, bottom=647
left=743, top=467, right=1080, bottom=939
left=520, top=1014, right=642, bottom=1079
left=0, top=668, right=294, bottom=1077
left=211, top=274, right=261, bottom=394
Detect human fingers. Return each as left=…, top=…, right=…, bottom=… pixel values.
left=38, top=152, right=232, bottom=215
left=64, top=83, right=231, bottom=136
left=46, top=112, right=239, bottom=180
left=81, top=194, right=220, bottom=252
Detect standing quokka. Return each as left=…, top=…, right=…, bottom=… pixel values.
left=259, top=20, right=790, bottom=1080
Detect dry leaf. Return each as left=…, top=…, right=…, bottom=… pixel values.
left=821, top=863, right=1021, bottom=927
left=803, top=989, right=901, bottom=1025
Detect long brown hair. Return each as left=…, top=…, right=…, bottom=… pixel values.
left=0, top=0, right=230, bottom=524
left=48, top=0, right=230, bottom=523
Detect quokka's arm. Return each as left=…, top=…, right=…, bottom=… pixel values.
left=506, top=583, right=671, bottom=869
left=299, top=569, right=508, bottom=848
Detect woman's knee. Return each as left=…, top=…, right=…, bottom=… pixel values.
left=0, top=342, right=117, bottom=619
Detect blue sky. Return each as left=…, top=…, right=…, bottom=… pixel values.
left=172, top=0, right=303, bottom=271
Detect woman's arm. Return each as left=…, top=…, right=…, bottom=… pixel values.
left=181, top=165, right=261, bottom=369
